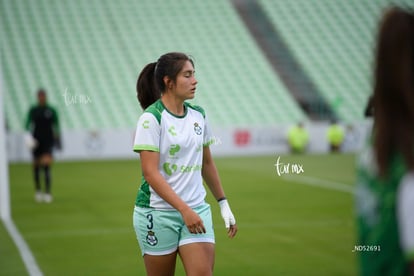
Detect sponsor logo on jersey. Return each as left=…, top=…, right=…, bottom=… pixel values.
left=180, top=164, right=202, bottom=173
left=163, top=162, right=178, bottom=176
left=142, top=120, right=150, bottom=129
left=163, top=162, right=202, bottom=176
left=168, top=126, right=177, bottom=136
left=169, top=144, right=181, bottom=157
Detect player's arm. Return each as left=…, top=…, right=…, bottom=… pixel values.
left=24, top=107, right=33, bottom=131
left=140, top=150, right=206, bottom=234
left=52, top=107, right=62, bottom=149
left=52, top=107, right=60, bottom=136
left=202, top=146, right=237, bottom=238
left=397, top=172, right=414, bottom=276
left=23, top=107, right=38, bottom=149
left=201, top=146, right=225, bottom=200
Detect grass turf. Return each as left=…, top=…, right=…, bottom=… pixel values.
left=3, top=154, right=357, bottom=275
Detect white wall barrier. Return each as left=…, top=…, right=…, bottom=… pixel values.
left=7, top=121, right=372, bottom=163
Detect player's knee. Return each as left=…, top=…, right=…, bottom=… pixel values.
left=183, top=255, right=214, bottom=276
left=185, top=265, right=213, bottom=276
left=41, top=155, right=53, bottom=166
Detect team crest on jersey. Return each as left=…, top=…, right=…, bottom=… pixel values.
left=194, top=122, right=202, bottom=135
left=146, top=231, right=158, bottom=246
left=44, top=109, right=53, bottom=119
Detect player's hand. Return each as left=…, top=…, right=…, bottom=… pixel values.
left=181, top=208, right=206, bottom=234
left=54, top=135, right=62, bottom=150
left=24, top=132, right=38, bottom=150
left=219, top=199, right=237, bottom=238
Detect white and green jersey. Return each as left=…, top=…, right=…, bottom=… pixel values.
left=133, top=100, right=214, bottom=210
left=356, top=141, right=414, bottom=275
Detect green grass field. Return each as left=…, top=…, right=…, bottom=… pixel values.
left=1, top=154, right=357, bottom=276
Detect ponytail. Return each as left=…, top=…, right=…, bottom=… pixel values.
left=136, top=62, right=160, bottom=110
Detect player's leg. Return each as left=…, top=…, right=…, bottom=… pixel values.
left=32, top=147, right=42, bottom=202
left=179, top=242, right=214, bottom=276
left=143, top=252, right=177, bottom=276
left=32, top=159, right=42, bottom=202
left=133, top=207, right=181, bottom=275
left=32, top=161, right=41, bottom=191
left=178, top=203, right=215, bottom=276
left=40, top=152, right=53, bottom=203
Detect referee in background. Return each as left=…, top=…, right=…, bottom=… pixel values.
left=25, top=89, right=61, bottom=203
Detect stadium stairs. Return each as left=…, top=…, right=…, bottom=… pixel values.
left=232, top=0, right=335, bottom=120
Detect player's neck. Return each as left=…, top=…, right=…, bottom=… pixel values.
left=161, top=94, right=185, bottom=116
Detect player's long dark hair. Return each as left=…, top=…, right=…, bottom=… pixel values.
left=136, top=52, right=194, bottom=110
left=373, top=7, right=414, bottom=177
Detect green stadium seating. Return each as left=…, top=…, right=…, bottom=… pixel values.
left=259, top=0, right=413, bottom=122
left=1, top=0, right=305, bottom=131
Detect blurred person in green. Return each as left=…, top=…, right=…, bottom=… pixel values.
left=326, top=119, right=344, bottom=153
left=287, top=122, right=309, bottom=154
left=25, top=89, right=61, bottom=203
left=355, top=6, right=414, bottom=276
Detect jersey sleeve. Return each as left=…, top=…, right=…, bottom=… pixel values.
left=51, top=106, right=60, bottom=135
left=397, top=172, right=414, bottom=260
left=133, top=112, right=160, bottom=152
left=25, top=107, right=33, bottom=131
left=203, top=114, right=215, bottom=147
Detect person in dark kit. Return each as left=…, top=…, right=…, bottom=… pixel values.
left=25, top=89, right=61, bottom=203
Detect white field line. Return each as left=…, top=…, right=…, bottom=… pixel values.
left=282, top=175, right=355, bottom=194
left=2, top=218, right=43, bottom=276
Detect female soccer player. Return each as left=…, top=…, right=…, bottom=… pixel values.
left=25, top=89, right=61, bottom=203
left=355, top=7, right=414, bottom=276
left=132, top=52, right=237, bottom=276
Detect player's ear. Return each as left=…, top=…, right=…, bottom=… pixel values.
left=163, top=76, right=174, bottom=90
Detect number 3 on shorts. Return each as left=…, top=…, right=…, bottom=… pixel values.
left=146, top=214, right=154, bottom=230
